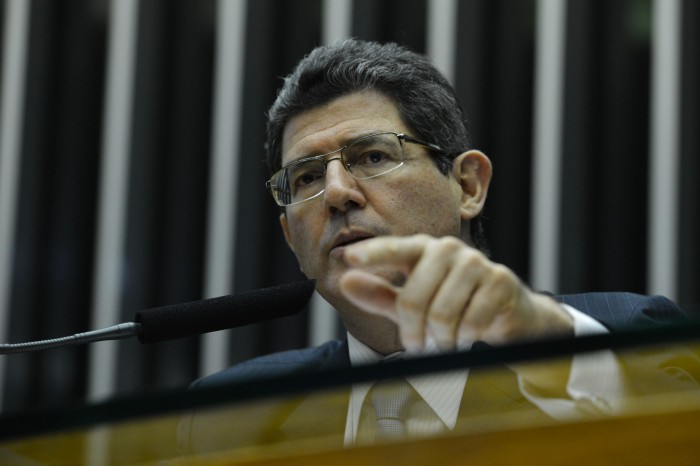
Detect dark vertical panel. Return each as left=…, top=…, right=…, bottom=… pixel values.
left=153, top=0, right=213, bottom=388
left=455, top=0, right=535, bottom=282
left=4, top=0, right=57, bottom=413
left=117, top=0, right=171, bottom=393
left=559, top=0, right=650, bottom=294
left=456, top=1, right=497, bottom=151
left=353, top=0, right=427, bottom=51
left=595, top=0, right=650, bottom=293
left=117, top=0, right=215, bottom=394
left=559, top=0, right=602, bottom=294
left=679, top=0, right=700, bottom=315
left=226, top=0, right=322, bottom=365
left=4, top=0, right=106, bottom=413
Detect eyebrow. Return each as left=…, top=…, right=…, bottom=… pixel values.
left=283, top=131, right=380, bottom=167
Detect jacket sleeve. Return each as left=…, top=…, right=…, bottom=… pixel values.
left=554, top=292, right=685, bottom=331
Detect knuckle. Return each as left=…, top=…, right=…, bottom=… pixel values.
left=457, top=249, right=484, bottom=270
left=410, top=233, right=433, bottom=251
left=436, top=236, right=463, bottom=252
left=385, top=241, right=401, bottom=258
left=423, top=236, right=465, bottom=259
left=488, top=265, right=521, bottom=310
left=490, top=264, right=517, bottom=288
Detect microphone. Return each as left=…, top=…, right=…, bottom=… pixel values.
left=0, top=280, right=315, bottom=354
left=135, top=279, right=315, bottom=343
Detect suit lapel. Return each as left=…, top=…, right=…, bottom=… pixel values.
left=279, top=339, right=351, bottom=443
left=459, top=367, right=526, bottom=416
left=279, top=388, right=349, bottom=442
left=456, top=342, right=544, bottom=425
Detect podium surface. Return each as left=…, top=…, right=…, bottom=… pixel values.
left=2, top=324, right=700, bottom=465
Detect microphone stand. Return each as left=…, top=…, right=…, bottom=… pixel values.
left=0, top=323, right=142, bottom=354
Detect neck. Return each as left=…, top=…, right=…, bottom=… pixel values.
left=339, top=309, right=404, bottom=355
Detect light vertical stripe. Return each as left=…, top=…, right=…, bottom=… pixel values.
left=308, top=292, right=338, bottom=346
left=87, top=0, right=139, bottom=402
left=84, top=427, right=110, bottom=466
left=427, top=0, right=459, bottom=83
left=648, top=0, right=681, bottom=299
left=530, top=0, right=567, bottom=292
left=307, top=0, right=354, bottom=347
left=322, top=0, right=352, bottom=44
left=0, top=0, right=32, bottom=410
left=199, top=0, right=248, bottom=377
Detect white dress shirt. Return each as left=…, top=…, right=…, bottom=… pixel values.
left=343, top=305, right=623, bottom=444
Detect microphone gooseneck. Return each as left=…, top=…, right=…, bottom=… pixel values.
left=0, top=323, right=142, bottom=354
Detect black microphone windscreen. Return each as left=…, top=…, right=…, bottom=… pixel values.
left=134, top=280, right=316, bottom=344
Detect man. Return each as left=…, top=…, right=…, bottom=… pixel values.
left=179, top=39, right=696, bottom=453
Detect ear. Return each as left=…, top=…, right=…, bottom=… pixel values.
left=453, top=150, right=492, bottom=220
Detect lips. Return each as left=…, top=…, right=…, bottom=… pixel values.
left=329, top=230, right=374, bottom=253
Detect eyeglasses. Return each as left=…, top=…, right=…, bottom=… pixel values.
left=266, top=131, right=444, bottom=206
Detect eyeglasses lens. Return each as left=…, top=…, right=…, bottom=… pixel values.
left=270, top=133, right=404, bottom=206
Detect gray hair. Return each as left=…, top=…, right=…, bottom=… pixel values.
left=265, top=39, right=488, bottom=252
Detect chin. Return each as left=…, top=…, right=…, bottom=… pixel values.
left=368, top=266, right=408, bottom=288
left=317, top=264, right=407, bottom=304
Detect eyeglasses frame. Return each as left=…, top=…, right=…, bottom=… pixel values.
left=265, top=131, right=445, bottom=207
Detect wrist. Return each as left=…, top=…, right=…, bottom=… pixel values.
left=531, top=293, right=575, bottom=340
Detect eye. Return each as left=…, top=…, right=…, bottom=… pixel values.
left=357, top=150, right=390, bottom=165
left=293, top=169, right=324, bottom=187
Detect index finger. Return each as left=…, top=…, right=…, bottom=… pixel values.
left=344, top=234, right=431, bottom=267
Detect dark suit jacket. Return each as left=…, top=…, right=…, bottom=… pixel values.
left=193, top=292, right=683, bottom=384
left=178, top=292, right=700, bottom=455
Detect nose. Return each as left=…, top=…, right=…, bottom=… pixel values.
left=322, top=157, right=366, bottom=213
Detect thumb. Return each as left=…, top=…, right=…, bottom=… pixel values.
left=339, top=269, right=400, bottom=323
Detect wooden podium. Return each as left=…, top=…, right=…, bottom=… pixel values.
left=226, top=406, right=700, bottom=466
left=2, top=396, right=700, bottom=465
left=2, top=329, right=700, bottom=465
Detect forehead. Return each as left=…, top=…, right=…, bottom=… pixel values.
left=281, top=90, right=409, bottom=165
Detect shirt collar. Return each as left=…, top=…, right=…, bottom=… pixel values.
left=346, top=331, right=469, bottom=430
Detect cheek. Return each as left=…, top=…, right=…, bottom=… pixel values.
left=379, top=177, right=462, bottom=235
left=286, top=218, right=323, bottom=274
left=287, top=221, right=308, bottom=254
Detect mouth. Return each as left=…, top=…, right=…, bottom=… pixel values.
left=330, top=231, right=374, bottom=255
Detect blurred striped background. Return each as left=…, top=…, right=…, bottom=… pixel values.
left=0, top=0, right=697, bottom=414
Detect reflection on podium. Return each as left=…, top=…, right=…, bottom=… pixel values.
left=2, top=324, right=700, bottom=465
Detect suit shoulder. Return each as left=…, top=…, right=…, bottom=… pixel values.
left=191, top=340, right=347, bottom=389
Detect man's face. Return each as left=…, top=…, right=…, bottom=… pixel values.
left=279, top=90, right=466, bottom=310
